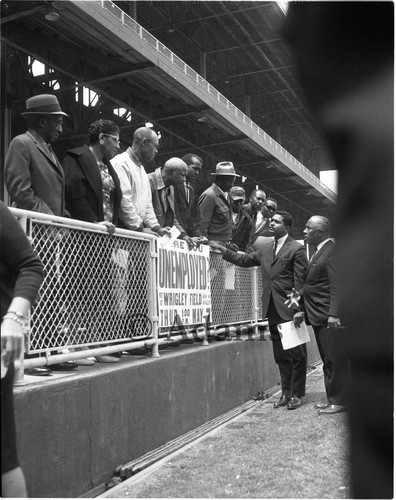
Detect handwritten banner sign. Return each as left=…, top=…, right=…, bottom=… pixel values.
left=158, top=239, right=211, bottom=328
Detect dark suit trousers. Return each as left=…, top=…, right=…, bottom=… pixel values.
left=313, top=325, right=349, bottom=405
left=268, top=297, right=307, bottom=397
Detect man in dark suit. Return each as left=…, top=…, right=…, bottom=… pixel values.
left=5, top=94, right=68, bottom=217
left=289, top=216, right=348, bottom=414
left=148, top=157, right=196, bottom=248
left=211, top=211, right=308, bottom=410
left=174, top=153, right=203, bottom=237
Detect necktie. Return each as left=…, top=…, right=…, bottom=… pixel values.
left=310, top=247, right=317, bottom=261
left=47, top=143, right=56, bottom=162
left=184, top=182, right=190, bottom=204
left=273, top=239, right=278, bottom=258
left=164, top=187, right=173, bottom=227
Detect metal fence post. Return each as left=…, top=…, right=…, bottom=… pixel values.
left=252, top=266, right=259, bottom=336
left=150, top=238, right=160, bottom=358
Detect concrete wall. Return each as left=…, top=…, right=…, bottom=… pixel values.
left=14, top=336, right=320, bottom=498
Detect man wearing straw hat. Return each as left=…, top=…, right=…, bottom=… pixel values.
left=5, top=94, right=68, bottom=216
left=197, top=161, right=239, bottom=245
left=197, top=161, right=239, bottom=323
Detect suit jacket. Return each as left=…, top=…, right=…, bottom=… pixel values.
left=148, top=168, right=186, bottom=235
left=230, top=208, right=253, bottom=251
left=197, top=183, right=233, bottom=242
left=4, top=129, right=66, bottom=216
left=223, top=235, right=308, bottom=322
left=300, top=240, right=340, bottom=326
left=62, top=145, right=122, bottom=224
left=255, top=217, right=272, bottom=237
left=174, top=182, right=197, bottom=237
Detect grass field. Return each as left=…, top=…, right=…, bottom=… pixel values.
left=107, top=365, right=350, bottom=498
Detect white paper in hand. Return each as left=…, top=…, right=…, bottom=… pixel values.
left=159, top=226, right=181, bottom=249
left=277, top=320, right=311, bottom=350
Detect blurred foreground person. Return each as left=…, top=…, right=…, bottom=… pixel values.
left=1, top=202, right=44, bottom=496
left=284, top=3, right=393, bottom=497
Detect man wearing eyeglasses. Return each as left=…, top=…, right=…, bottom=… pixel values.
left=249, top=196, right=278, bottom=250
left=5, top=94, right=68, bottom=217
left=256, top=197, right=278, bottom=238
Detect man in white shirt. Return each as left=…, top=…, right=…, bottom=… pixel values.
left=111, top=127, right=170, bottom=236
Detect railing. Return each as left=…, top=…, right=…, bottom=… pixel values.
left=11, top=209, right=266, bottom=380
left=88, top=0, right=336, bottom=203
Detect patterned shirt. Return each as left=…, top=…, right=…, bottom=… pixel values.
left=98, top=160, right=115, bottom=222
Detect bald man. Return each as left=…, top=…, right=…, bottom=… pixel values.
left=289, top=216, right=348, bottom=414
left=149, top=158, right=196, bottom=247
left=111, top=127, right=170, bottom=236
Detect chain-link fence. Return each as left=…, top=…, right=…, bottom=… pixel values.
left=10, top=209, right=264, bottom=360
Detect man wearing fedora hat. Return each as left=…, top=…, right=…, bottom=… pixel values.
left=197, top=161, right=239, bottom=245
left=5, top=94, right=68, bottom=217
left=4, top=94, right=75, bottom=375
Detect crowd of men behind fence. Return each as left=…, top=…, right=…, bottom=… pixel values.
left=2, top=93, right=345, bottom=406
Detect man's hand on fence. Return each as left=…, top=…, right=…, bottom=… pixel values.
left=226, top=242, right=239, bottom=252
left=98, top=221, right=116, bottom=235
left=209, top=241, right=227, bottom=254
left=157, top=227, right=172, bottom=237
left=182, top=235, right=197, bottom=250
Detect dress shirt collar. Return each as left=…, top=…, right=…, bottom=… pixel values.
left=152, top=167, right=165, bottom=189
left=274, top=233, right=288, bottom=254
left=28, top=128, right=47, bottom=146
left=126, top=147, right=142, bottom=167
left=316, top=238, right=332, bottom=252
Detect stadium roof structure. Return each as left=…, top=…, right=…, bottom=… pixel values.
left=1, top=0, right=337, bottom=229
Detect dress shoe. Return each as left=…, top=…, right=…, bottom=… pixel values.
left=318, top=404, right=347, bottom=415
left=25, top=366, right=52, bottom=376
left=273, top=394, right=290, bottom=408
left=287, top=396, right=303, bottom=410
left=314, top=402, right=329, bottom=409
left=74, top=357, right=96, bottom=366
left=51, top=361, right=78, bottom=371
left=95, top=355, right=119, bottom=363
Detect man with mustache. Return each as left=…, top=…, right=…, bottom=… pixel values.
left=5, top=94, right=68, bottom=217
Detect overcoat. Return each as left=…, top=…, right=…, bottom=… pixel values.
left=5, top=130, right=66, bottom=216
left=63, top=145, right=122, bottom=224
